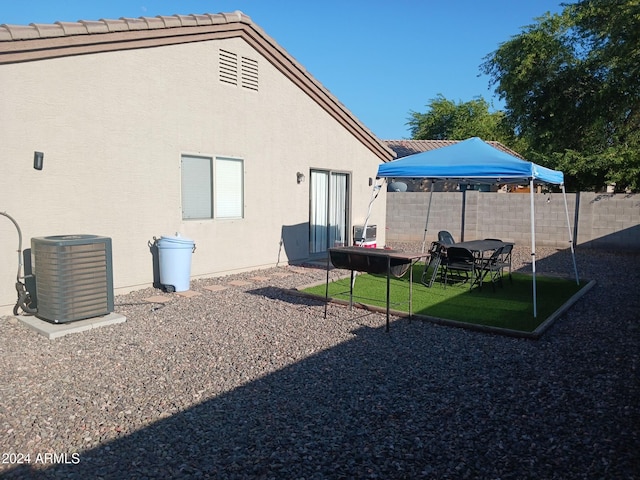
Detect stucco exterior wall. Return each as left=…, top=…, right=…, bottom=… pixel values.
left=0, top=37, right=386, bottom=313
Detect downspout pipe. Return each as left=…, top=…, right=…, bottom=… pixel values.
left=0, top=211, right=23, bottom=283
left=0, top=211, right=37, bottom=315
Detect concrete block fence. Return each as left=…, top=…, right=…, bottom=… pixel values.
left=385, top=191, right=640, bottom=251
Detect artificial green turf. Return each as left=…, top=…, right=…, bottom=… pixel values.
left=304, top=263, right=588, bottom=332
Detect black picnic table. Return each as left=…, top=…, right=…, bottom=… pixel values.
left=325, top=246, right=426, bottom=332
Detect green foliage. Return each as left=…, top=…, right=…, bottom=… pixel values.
left=407, top=94, right=514, bottom=144
left=480, top=0, right=640, bottom=192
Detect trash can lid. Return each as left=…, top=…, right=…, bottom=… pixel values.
left=158, top=233, right=194, bottom=245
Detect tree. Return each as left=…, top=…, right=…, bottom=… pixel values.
left=407, top=95, right=516, bottom=145
left=481, top=0, right=640, bottom=192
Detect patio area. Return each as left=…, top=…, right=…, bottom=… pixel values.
left=1, top=245, right=638, bottom=478
left=306, top=266, right=592, bottom=337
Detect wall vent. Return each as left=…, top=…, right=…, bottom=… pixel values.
left=219, top=49, right=258, bottom=91
left=31, top=235, right=114, bottom=323
left=219, top=49, right=238, bottom=86
left=241, top=57, right=259, bottom=91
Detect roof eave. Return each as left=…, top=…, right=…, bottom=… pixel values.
left=0, top=12, right=395, bottom=162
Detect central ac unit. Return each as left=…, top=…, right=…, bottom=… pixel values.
left=31, top=235, right=114, bottom=323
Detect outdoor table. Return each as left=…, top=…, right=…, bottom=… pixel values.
left=450, top=239, right=514, bottom=288
left=325, top=247, right=426, bottom=332
left=425, top=239, right=513, bottom=288
left=453, top=239, right=510, bottom=255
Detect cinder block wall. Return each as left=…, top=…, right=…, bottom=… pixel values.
left=386, top=191, right=639, bottom=251
left=384, top=192, right=462, bottom=244
left=576, top=193, right=640, bottom=249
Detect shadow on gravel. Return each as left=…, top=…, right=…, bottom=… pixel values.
left=4, top=248, right=638, bottom=479
left=245, top=286, right=325, bottom=307
left=7, top=327, right=639, bottom=478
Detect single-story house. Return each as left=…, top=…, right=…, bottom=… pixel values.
left=0, top=12, right=394, bottom=314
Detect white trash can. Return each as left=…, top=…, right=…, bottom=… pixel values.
left=157, top=234, right=196, bottom=292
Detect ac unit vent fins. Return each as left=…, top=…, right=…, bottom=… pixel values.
left=31, top=235, right=114, bottom=324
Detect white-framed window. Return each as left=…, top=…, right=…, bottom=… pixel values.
left=214, top=157, right=244, bottom=219
left=181, top=154, right=213, bottom=220
left=181, top=154, right=244, bottom=220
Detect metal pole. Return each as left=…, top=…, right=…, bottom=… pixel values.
left=421, top=180, right=435, bottom=254
left=409, top=260, right=413, bottom=321
left=386, top=255, right=391, bottom=332
left=529, top=179, right=537, bottom=318
left=561, top=184, right=580, bottom=284
left=324, top=254, right=330, bottom=319
left=350, top=269, right=354, bottom=311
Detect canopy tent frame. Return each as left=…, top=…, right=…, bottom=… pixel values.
left=366, top=137, right=579, bottom=318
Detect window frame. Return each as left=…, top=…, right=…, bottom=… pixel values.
left=181, top=154, right=213, bottom=220
left=180, top=153, right=245, bottom=221
left=214, top=156, right=244, bottom=220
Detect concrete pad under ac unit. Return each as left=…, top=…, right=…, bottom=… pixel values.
left=14, top=312, right=126, bottom=339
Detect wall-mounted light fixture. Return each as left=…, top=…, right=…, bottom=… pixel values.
left=33, top=151, right=44, bottom=170
left=296, top=172, right=305, bottom=184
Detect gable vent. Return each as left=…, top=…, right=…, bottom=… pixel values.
left=219, top=49, right=238, bottom=86
left=241, top=57, right=259, bottom=91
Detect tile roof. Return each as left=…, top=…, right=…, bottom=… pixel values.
left=383, top=139, right=524, bottom=159
left=0, top=13, right=248, bottom=41
left=0, top=12, right=395, bottom=162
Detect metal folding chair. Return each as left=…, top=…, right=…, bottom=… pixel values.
left=438, top=230, right=455, bottom=245
left=442, top=246, right=476, bottom=288
left=421, top=241, right=444, bottom=287
left=496, top=243, right=513, bottom=283
left=477, top=246, right=505, bottom=291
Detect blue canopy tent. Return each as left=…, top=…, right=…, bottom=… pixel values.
left=371, top=137, right=578, bottom=318
left=378, top=137, right=564, bottom=184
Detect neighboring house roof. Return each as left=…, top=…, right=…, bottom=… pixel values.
left=0, top=12, right=395, bottom=162
left=384, top=139, right=524, bottom=160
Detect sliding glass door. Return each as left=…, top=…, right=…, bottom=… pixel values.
left=309, top=170, right=350, bottom=254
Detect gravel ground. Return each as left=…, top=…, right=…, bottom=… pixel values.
left=1, top=245, right=638, bottom=479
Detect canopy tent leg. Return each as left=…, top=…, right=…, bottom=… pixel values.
left=421, top=180, right=435, bottom=254
left=561, top=184, right=580, bottom=284
left=530, top=179, right=537, bottom=318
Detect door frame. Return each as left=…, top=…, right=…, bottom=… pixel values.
left=308, top=168, right=352, bottom=256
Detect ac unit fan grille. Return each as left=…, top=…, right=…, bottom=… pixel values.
left=32, top=235, right=114, bottom=323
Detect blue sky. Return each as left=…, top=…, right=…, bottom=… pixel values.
left=1, top=1, right=565, bottom=139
